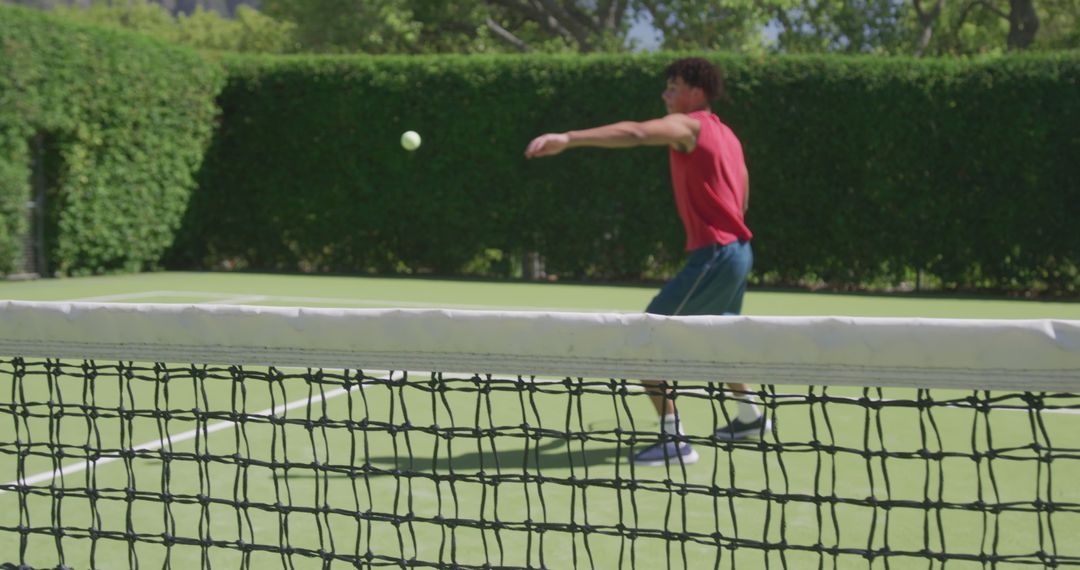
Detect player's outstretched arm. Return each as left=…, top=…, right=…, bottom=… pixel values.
left=525, top=114, right=699, bottom=158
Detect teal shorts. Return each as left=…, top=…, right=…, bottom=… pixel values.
left=645, top=240, right=753, bottom=316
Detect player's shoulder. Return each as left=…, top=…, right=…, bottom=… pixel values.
left=663, top=113, right=706, bottom=154
left=663, top=112, right=705, bottom=130
left=681, top=110, right=723, bottom=132
left=703, top=113, right=740, bottom=140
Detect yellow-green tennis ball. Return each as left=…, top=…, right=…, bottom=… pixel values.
left=401, top=130, right=421, bottom=151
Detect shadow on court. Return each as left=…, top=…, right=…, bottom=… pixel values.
left=274, top=437, right=649, bottom=479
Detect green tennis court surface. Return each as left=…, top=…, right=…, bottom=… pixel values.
left=3, top=271, right=1080, bottom=318
left=4, top=362, right=1077, bottom=568
left=2, top=273, right=1078, bottom=568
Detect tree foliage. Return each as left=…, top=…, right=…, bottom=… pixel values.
left=7, top=0, right=260, bottom=16
left=258, top=0, right=639, bottom=53
left=15, top=0, right=1080, bottom=56
left=918, top=0, right=1080, bottom=54
left=771, top=0, right=910, bottom=54
left=258, top=0, right=419, bottom=53
left=49, top=1, right=298, bottom=53
left=770, top=0, right=1079, bottom=55
left=634, top=0, right=789, bottom=52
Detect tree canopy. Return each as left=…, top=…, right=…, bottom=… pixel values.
left=17, top=0, right=1080, bottom=54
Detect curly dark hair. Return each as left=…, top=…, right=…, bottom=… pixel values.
left=665, top=58, right=723, bottom=102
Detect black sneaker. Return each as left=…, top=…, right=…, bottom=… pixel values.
left=631, top=440, right=700, bottom=467
left=713, top=415, right=773, bottom=441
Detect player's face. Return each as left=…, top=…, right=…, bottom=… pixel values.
left=662, top=77, right=702, bottom=114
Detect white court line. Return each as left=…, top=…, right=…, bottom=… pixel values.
left=205, top=295, right=270, bottom=305
left=2, top=380, right=1075, bottom=495
left=0, top=385, right=352, bottom=495
left=0, top=372, right=563, bottom=495
left=64, top=290, right=630, bottom=312
left=66, top=291, right=185, bottom=302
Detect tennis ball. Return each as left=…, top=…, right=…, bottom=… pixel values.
left=401, top=130, right=421, bottom=151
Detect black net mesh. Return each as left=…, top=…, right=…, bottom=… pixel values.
left=1, top=357, right=1079, bottom=569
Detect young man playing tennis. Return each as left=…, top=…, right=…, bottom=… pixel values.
left=524, top=58, right=770, bottom=466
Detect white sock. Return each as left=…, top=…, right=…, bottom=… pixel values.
left=736, top=396, right=761, bottom=424
left=661, top=413, right=683, bottom=436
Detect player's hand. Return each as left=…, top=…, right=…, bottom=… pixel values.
left=525, top=133, right=570, bottom=158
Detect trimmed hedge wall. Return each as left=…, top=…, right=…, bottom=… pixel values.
left=3, top=9, right=1075, bottom=294
left=171, top=52, right=1080, bottom=293
left=0, top=5, right=223, bottom=275
left=741, top=55, right=1080, bottom=292
left=170, top=54, right=684, bottom=279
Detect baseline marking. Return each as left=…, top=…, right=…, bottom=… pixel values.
left=64, top=290, right=631, bottom=312
left=0, top=385, right=353, bottom=495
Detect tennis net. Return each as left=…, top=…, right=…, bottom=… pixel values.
left=1, top=301, right=1078, bottom=569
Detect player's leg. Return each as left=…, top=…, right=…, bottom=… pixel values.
left=713, top=381, right=772, bottom=441
left=631, top=249, right=715, bottom=466
left=632, top=380, right=699, bottom=466
left=686, top=241, right=773, bottom=440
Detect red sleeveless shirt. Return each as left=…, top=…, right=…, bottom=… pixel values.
left=668, top=111, right=752, bottom=250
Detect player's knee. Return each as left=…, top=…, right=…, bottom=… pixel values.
left=642, top=379, right=669, bottom=396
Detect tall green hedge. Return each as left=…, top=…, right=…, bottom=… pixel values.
left=0, top=4, right=223, bottom=275
left=4, top=10, right=1074, bottom=294
left=170, top=54, right=684, bottom=279
left=170, top=52, right=1080, bottom=293
left=735, top=55, right=1080, bottom=292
